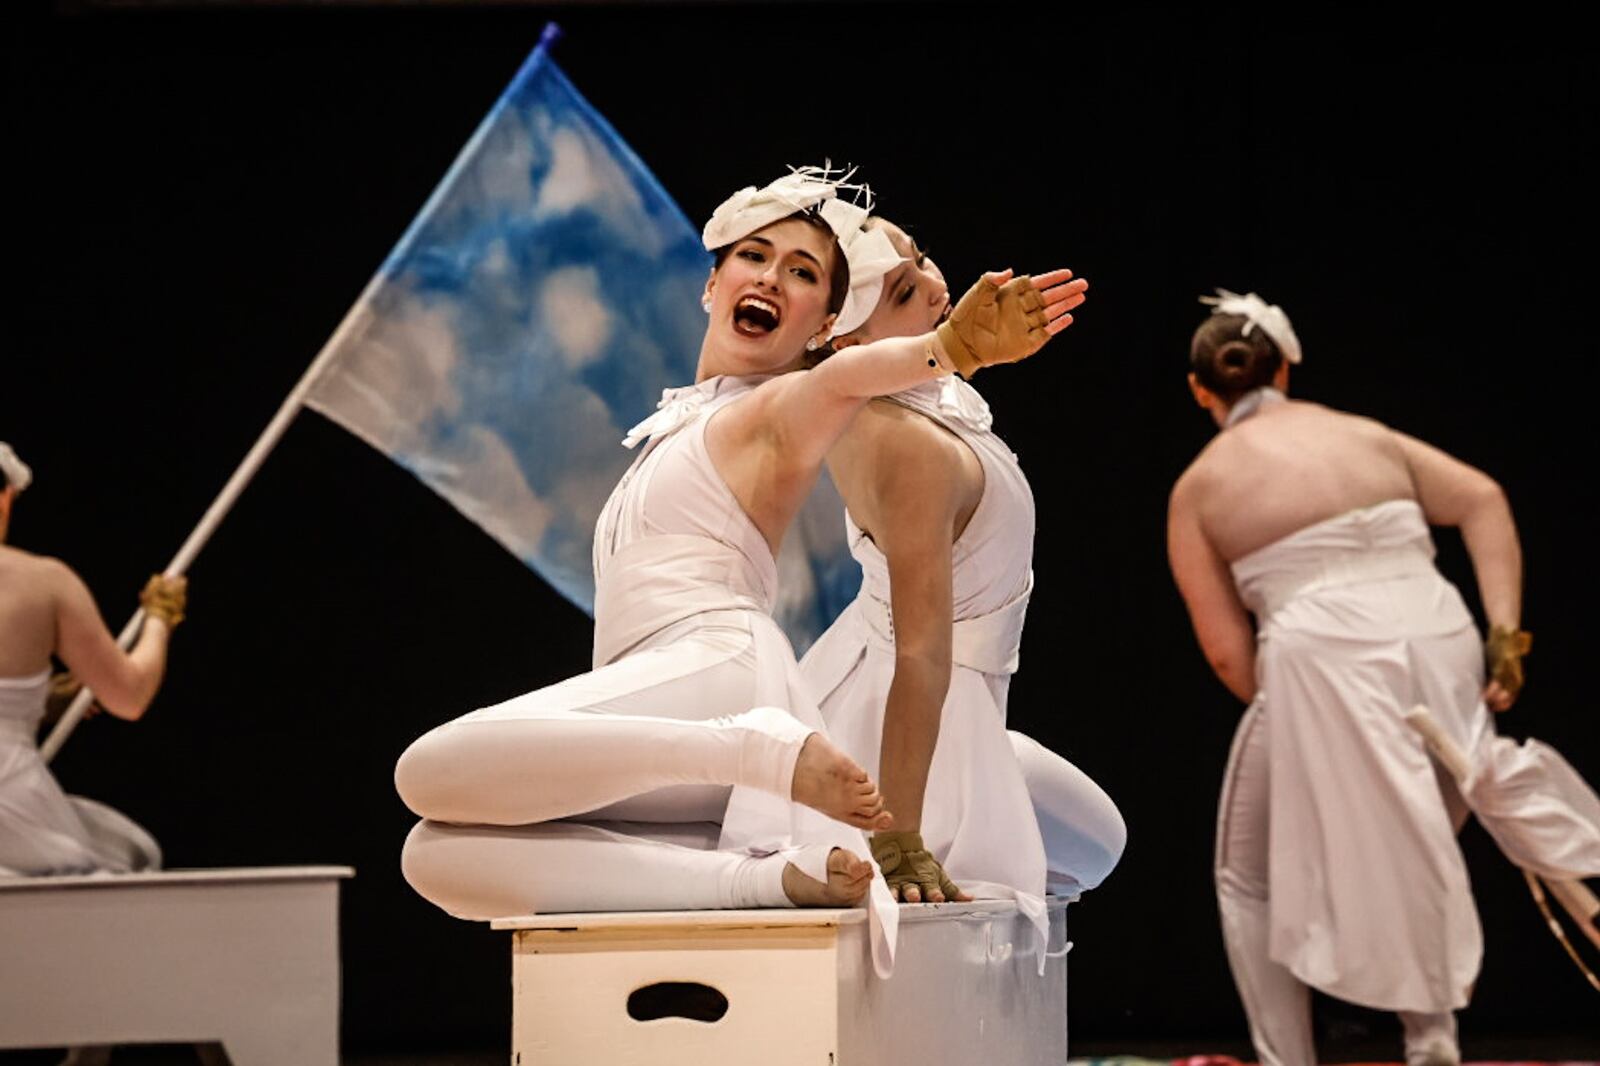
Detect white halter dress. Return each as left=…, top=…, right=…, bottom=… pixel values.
left=396, top=373, right=898, bottom=975
left=1221, top=497, right=1600, bottom=1014
left=0, top=669, right=161, bottom=876
left=800, top=377, right=1126, bottom=961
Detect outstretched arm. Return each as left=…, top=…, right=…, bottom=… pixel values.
left=739, top=270, right=1087, bottom=476
left=1394, top=430, right=1524, bottom=709
left=51, top=564, right=182, bottom=720
left=1167, top=478, right=1256, bottom=703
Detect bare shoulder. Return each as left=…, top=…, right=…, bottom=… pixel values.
left=1306, top=403, right=1413, bottom=460
left=832, top=399, right=976, bottom=534
left=863, top=399, right=968, bottom=461
left=1312, top=401, right=1389, bottom=434
left=0, top=547, right=81, bottom=606
left=0, top=544, right=69, bottom=580
left=709, top=373, right=789, bottom=441
left=1172, top=438, right=1223, bottom=507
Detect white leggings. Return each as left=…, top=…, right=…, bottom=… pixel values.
left=395, top=616, right=813, bottom=828
left=1010, top=730, right=1126, bottom=892
left=1215, top=705, right=1457, bottom=1066
left=402, top=726, right=1126, bottom=920
left=396, top=614, right=836, bottom=914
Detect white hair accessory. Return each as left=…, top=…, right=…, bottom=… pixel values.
left=1200, top=288, right=1302, bottom=365
left=701, top=164, right=904, bottom=339
left=0, top=442, right=32, bottom=493
left=829, top=213, right=905, bottom=337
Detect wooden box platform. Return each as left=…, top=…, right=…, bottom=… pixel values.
left=0, top=865, right=354, bottom=1064
left=494, top=897, right=1070, bottom=1065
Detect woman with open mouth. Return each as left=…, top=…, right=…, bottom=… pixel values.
left=799, top=216, right=1126, bottom=949
left=393, top=167, right=1084, bottom=975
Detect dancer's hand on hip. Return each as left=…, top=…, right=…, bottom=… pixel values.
left=870, top=830, right=973, bottom=904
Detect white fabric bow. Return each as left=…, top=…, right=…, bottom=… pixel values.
left=621, top=384, right=709, bottom=449
left=701, top=165, right=853, bottom=253
left=831, top=214, right=905, bottom=338
left=1200, top=288, right=1303, bottom=365
left=0, top=441, right=32, bottom=493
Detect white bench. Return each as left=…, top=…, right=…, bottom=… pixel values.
left=0, top=865, right=354, bottom=1064
left=494, top=897, right=1071, bottom=1065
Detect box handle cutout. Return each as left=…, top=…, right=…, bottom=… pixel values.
left=627, top=982, right=730, bottom=1023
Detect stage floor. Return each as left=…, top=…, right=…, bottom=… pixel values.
left=4, top=1036, right=1598, bottom=1065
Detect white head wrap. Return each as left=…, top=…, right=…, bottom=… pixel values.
left=701, top=164, right=904, bottom=339
left=0, top=442, right=32, bottom=493
left=830, top=213, right=904, bottom=338
left=1199, top=288, right=1302, bottom=365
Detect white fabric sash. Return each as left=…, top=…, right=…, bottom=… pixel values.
left=592, top=533, right=772, bottom=668
left=1246, top=545, right=1436, bottom=621
left=852, top=571, right=1033, bottom=677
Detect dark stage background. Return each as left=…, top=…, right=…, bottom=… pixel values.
left=7, top=2, right=1598, bottom=1055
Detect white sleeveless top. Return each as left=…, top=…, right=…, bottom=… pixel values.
left=1228, top=499, right=1486, bottom=1010
left=591, top=373, right=778, bottom=667
left=1231, top=498, right=1472, bottom=632
left=801, top=376, right=1051, bottom=963
left=593, top=373, right=900, bottom=978
left=0, top=670, right=50, bottom=744
left=1, top=669, right=161, bottom=876
left=849, top=377, right=1035, bottom=673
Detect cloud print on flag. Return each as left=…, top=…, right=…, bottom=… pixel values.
left=304, top=35, right=858, bottom=650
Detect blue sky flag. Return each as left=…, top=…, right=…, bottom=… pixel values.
left=304, top=29, right=858, bottom=650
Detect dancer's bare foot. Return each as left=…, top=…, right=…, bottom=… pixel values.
left=791, top=733, right=893, bottom=830
left=782, top=847, right=875, bottom=906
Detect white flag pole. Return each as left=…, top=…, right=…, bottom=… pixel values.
left=39, top=303, right=375, bottom=763
left=1404, top=704, right=1600, bottom=976
left=40, top=23, right=565, bottom=763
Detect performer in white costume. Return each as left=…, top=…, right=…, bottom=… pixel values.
left=1166, top=292, right=1600, bottom=1066
left=396, top=169, right=1087, bottom=972
left=801, top=219, right=1125, bottom=928
left=0, top=441, right=187, bottom=876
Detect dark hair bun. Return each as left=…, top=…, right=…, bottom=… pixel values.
left=1190, top=313, right=1283, bottom=401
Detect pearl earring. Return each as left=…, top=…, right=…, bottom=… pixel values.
left=805, top=337, right=822, bottom=352
left=701, top=295, right=713, bottom=313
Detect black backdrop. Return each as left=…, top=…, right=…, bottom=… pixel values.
left=7, top=2, right=1597, bottom=1054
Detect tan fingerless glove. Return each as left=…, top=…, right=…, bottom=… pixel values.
left=870, top=830, right=962, bottom=902
left=140, top=574, right=188, bottom=628
left=934, top=275, right=1052, bottom=380
left=1486, top=624, right=1532, bottom=699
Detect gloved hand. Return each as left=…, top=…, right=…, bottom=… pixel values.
left=933, top=269, right=1086, bottom=379
left=1485, top=624, right=1532, bottom=703
left=870, top=830, right=966, bottom=903
left=140, top=574, right=188, bottom=628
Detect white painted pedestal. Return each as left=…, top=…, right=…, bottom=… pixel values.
left=495, top=898, right=1069, bottom=1066
left=0, top=866, right=354, bottom=1064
